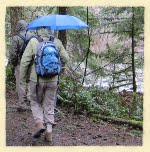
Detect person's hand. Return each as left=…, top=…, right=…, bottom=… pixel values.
left=61, top=67, right=67, bottom=75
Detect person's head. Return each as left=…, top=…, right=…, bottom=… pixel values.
left=36, top=27, right=53, bottom=39
left=16, top=20, right=27, bottom=34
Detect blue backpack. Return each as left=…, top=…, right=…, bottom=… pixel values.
left=35, top=37, right=62, bottom=77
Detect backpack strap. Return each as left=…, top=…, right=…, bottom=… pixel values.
left=17, top=34, right=27, bottom=60
left=18, top=34, right=43, bottom=45
left=49, top=36, right=54, bottom=42
left=18, top=33, right=26, bottom=41
left=18, top=34, right=37, bottom=60
left=18, top=33, right=37, bottom=43
left=35, top=36, right=43, bottom=43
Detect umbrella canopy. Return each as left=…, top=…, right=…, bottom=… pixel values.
left=26, top=14, right=89, bottom=30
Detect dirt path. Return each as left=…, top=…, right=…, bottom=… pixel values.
left=6, top=89, right=142, bottom=146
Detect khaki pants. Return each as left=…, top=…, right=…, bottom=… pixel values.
left=15, top=65, right=30, bottom=107
left=29, top=81, right=58, bottom=124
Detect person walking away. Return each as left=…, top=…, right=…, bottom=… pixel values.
left=9, top=20, right=35, bottom=112
left=19, top=27, right=69, bottom=142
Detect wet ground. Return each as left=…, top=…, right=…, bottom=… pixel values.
left=6, top=89, right=142, bottom=146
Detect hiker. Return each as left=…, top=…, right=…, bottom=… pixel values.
left=19, top=27, right=69, bottom=142
left=9, top=20, right=35, bottom=111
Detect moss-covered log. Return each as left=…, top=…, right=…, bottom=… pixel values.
left=93, top=114, right=143, bottom=130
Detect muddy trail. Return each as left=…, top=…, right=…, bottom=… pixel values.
left=6, top=89, right=142, bottom=146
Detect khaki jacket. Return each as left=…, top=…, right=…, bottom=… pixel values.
left=20, top=37, right=69, bottom=84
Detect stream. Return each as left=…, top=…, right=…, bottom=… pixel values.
left=80, top=62, right=143, bottom=93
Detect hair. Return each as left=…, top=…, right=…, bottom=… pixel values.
left=36, top=26, right=53, bottom=37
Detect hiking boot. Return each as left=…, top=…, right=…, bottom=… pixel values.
left=17, top=107, right=27, bottom=112
left=16, top=101, right=30, bottom=112
left=45, top=132, right=52, bottom=142
left=54, top=108, right=60, bottom=113
left=33, top=122, right=46, bottom=139
left=45, top=123, right=52, bottom=142
left=17, top=106, right=30, bottom=112
left=52, top=122, right=57, bottom=128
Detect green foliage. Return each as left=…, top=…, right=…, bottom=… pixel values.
left=67, top=7, right=99, bottom=61
left=59, top=76, right=143, bottom=121
left=67, top=29, right=89, bottom=61
left=59, top=76, right=96, bottom=113
left=67, top=6, right=99, bottom=26
left=92, top=89, right=143, bottom=121
left=133, top=7, right=144, bottom=40
left=129, top=93, right=143, bottom=121
left=6, top=64, right=15, bottom=89
left=88, top=53, right=101, bottom=69
left=102, top=7, right=144, bottom=41
left=24, top=7, right=55, bottom=22
left=135, top=53, right=144, bottom=69
left=99, top=43, right=126, bottom=62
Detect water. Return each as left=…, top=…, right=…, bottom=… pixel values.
left=81, top=63, right=143, bottom=93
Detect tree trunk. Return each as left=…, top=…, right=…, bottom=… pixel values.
left=51, top=7, right=59, bottom=37
left=10, top=7, right=24, bottom=37
left=131, top=7, right=137, bottom=92
left=82, top=7, right=90, bottom=85
left=58, top=7, right=67, bottom=49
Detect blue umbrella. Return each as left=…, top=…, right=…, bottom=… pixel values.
left=26, top=14, right=89, bottom=30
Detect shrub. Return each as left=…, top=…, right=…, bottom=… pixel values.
left=59, top=76, right=143, bottom=121
left=6, top=64, right=15, bottom=89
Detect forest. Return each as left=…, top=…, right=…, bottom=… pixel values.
left=6, top=6, right=144, bottom=146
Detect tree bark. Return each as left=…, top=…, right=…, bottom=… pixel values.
left=10, top=7, right=24, bottom=37
left=58, top=7, right=67, bottom=49
left=131, top=7, right=137, bottom=92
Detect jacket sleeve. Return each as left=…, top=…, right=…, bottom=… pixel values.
left=57, top=40, right=69, bottom=66
left=9, top=36, right=19, bottom=66
left=20, top=39, right=34, bottom=84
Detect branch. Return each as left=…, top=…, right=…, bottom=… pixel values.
left=110, top=83, right=132, bottom=90
left=100, top=17, right=131, bottom=20
left=93, top=114, right=143, bottom=130
left=72, top=52, right=88, bottom=74
left=74, top=45, right=133, bottom=82
left=111, top=79, right=132, bottom=83
left=97, top=31, right=132, bottom=35
left=113, top=66, right=132, bottom=75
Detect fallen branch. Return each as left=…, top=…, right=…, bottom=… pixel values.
left=93, top=114, right=143, bottom=130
